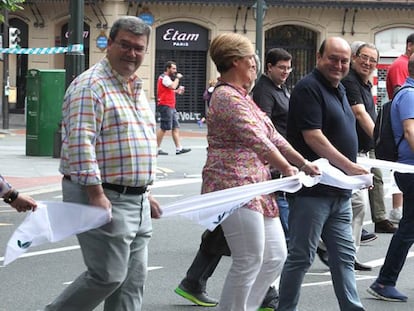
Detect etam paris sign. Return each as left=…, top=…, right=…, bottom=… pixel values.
left=156, top=22, right=208, bottom=51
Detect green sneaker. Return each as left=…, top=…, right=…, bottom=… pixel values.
left=258, top=308, right=274, bottom=311
left=174, top=284, right=218, bottom=307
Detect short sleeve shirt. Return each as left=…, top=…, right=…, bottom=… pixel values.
left=287, top=69, right=357, bottom=197
left=386, top=54, right=409, bottom=99
left=391, top=77, right=414, bottom=165
left=342, top=67, right=377, bottom=152
left=252, top=74, right=290, bottom=138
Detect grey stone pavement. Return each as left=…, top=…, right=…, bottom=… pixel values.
left=0, top=113, right=207, bottom=193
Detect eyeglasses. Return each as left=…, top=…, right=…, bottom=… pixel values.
left=113, top=41, right=146, bottom=54
left=327, top=56, right=350, bottom=65
left=358, top=53, right=378, bottom=64
left=276, top=65, right=293, bottom=73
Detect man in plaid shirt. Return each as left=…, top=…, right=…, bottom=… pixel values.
left=46, top=16, right=161, bottom=311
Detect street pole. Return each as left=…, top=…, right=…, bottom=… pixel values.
left=2, top=9, right=9, bottom=129
left=65, top=0, right=85, bottom=88
left=255, top=0, right=264, bottom=77
left=55, top=0, right=84, bottom=157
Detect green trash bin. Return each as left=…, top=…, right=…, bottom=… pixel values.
left=26, top=69, right=65, bottom=156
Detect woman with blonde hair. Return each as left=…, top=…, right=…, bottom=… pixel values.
left=204, top=32, right=319, bottom=311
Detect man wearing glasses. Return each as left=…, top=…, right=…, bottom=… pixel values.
left=251, top=47, right=293, bottom=310
left=252, top=48, right=292, bottom=240
left=46, top=16, right=162, bottom=311
left=341, top=42, right=385, bottom=271
left=278, top=37, right=367, bottom=311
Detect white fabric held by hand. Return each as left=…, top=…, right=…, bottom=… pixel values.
left=162, top=159, right=372, bottom=231
left=357, top=156, right=414, bottom=173
left=315, top=158, right=373, bottom=189
left=3, top=201, right=111, bottom=266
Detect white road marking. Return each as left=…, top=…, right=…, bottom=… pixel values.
left=23, top=184, right=62, bottom=196
left=303, top=275, right=376, bottom=287
left=0, top=245, right=80, bottom=266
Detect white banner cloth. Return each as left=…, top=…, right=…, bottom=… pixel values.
left=162, top=158, right=373, bottom=231
left=357, top=157, right=414, bottom=173
left=3, top=201, right=111, bottom=266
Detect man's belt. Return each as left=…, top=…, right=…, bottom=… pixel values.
left=63, top=175, right=147, bottom=195
left=102, top=183, right=147, bottom=195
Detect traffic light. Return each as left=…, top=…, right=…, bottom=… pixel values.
left=9, top=27, right=21, bottom=48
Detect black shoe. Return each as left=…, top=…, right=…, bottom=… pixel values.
left=176, top=148, right=191, bottom=155
left=367, top=281, right=408, bottom=302
left=174, top=284, right=218, bottom=307
left=354, top=260, right=372, bottom=271
left=158, top=149, right=168, bottom=155
left=360, top=229, right=378, bottom=244
left=317, top=246, right=329, bottom=267
left=375, top=219, right=397, bottom=233
left=260, top=286, right=279, bottom=310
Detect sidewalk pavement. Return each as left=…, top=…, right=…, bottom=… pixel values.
left=0, top=114, right=206, bottom=193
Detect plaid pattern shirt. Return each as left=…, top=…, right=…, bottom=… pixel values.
left=59, top=57, right=157, bottom=187
left=0, top=175, right=12, bottom=197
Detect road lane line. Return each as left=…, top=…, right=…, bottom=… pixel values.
left=365, top=251, right=414, bottom=267
left=0, top=245, right=80, bottom=265
left=303, top=275, right=376, bottom=287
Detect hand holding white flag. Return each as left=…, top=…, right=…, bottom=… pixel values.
left=3, top=201, right=111, bottom=266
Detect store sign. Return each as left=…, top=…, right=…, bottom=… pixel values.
left=139, top=12, right=154, bottom=26
left=177, top=111, right=203, bottom=122
left=156, top=22, right=208, bottom=51
left=61, top=22, right=91, bottom=48
left=96, top=31, right=108, bottom=51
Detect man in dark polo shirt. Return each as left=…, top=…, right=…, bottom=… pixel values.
left=277, top=37, right=368, bottom=311
left=252, top=47, right=292, bottom=240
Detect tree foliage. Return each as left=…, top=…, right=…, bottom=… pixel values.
left=0, top=0, right=25, bottom=23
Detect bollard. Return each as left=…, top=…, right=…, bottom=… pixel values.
left=52, top=121, right=62, bottom=158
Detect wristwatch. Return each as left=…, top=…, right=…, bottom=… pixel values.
left=3, top=189, right=19, bottom=204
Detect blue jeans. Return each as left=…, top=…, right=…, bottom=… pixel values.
left=377, top=172, right=414, bottom=286
left=278, top=195, right=365, bottom=311
left=276, top=194, right=289, bottom=244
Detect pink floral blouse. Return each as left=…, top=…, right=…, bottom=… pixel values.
left=202, top=82, right=289, bottom=217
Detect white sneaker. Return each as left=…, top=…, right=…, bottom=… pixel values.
left=389, top=207, right=402, bottom=224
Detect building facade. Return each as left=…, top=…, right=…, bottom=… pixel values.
left=1, top=0, right=414, bottom=121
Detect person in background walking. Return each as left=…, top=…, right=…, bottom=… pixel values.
left=341, top=42, right=383, bottom=271
left=252, top=48, right=292, bottom=244
left=348, top=41, right=396, bottom=236
left=156, top=61, right=191, bottom=156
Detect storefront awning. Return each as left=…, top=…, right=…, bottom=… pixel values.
left=141, top=0, right=414, bottom=10
left=26, top=0, right=102, bottom=3
left=25, top=0, right=414, bottom=10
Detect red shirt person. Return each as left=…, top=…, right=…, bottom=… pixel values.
left=156, top=61, right=191, bottom=155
